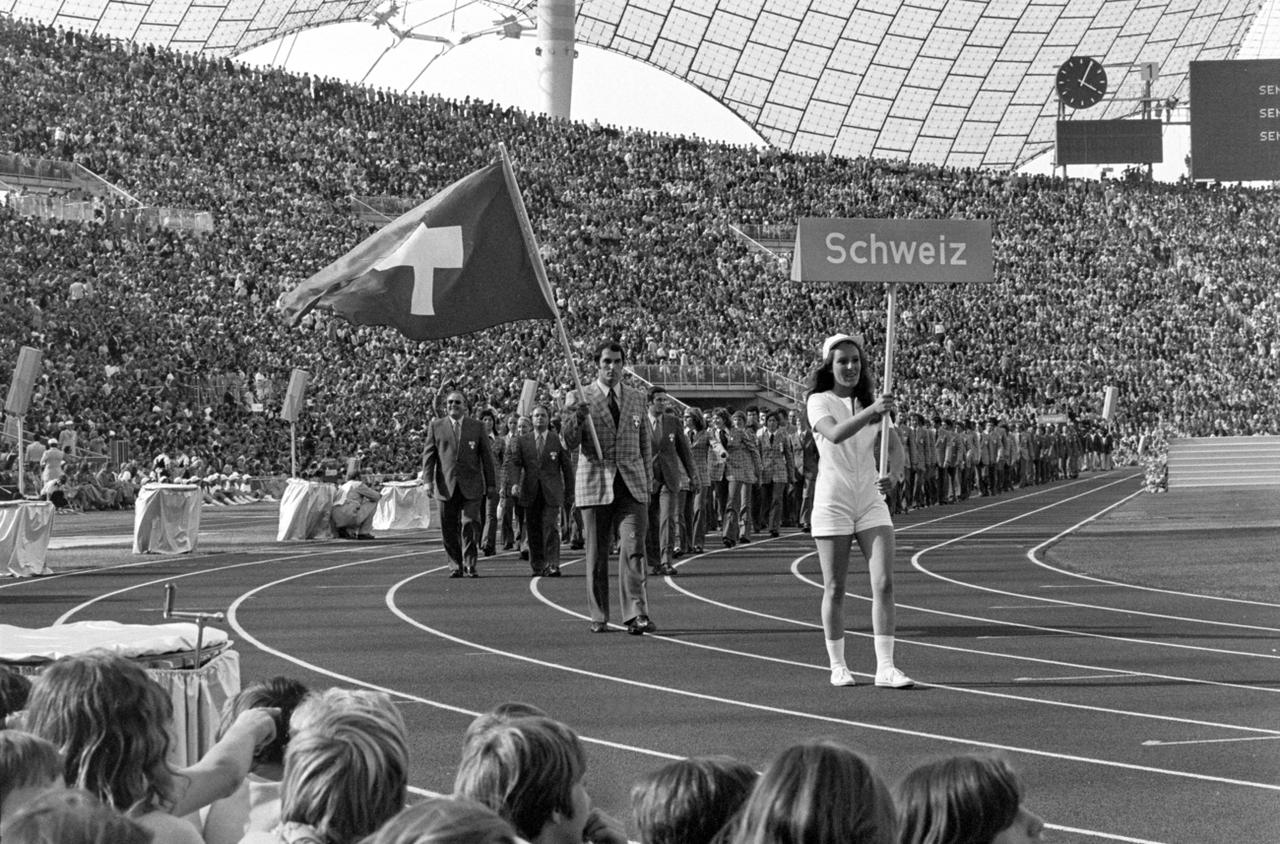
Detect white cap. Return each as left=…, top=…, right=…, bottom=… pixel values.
left=821, top=333, right=865, bottom=359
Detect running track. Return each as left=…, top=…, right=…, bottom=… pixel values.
left=3, top=471, right=1277, bottom=843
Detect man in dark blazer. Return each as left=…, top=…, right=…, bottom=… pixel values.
left=644, top=386, right=697, bottom=576
left=421, top=391, right=495, bottom=578
left=510, top=404, right=575, bottom=576
left=561, top=340, right=654, bottom=635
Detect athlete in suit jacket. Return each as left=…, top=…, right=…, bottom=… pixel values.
left=421, top=391, right=496, bottom=577
left=561, top=341, right=655, bottom=635
left=643, top=387, right=697, bottom=576
left=510, top=405, right=574, bottom=576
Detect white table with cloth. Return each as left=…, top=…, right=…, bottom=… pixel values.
left=0, top=620, right=240, bottom=767
left=276, top=478, right=337, bottom=541
left=373, top=481, right=433, bottom=531
left=133, top=483, right=203, bottom=554
left=0, top=500, right=55, bottom=577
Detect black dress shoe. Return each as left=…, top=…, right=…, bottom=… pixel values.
left=626, top=615, right=657, bottom=635
left=519, top=550, right=529, bottom=561
left=590, top=621, right=609, bottom=633
left=770, top=530, right=780, bottom=538
left=659, top=563, right=678, bottom=576
left=465, top=566, right=478, bottom=578
left=723, top=537, right=734, bottom=548
left=356, top=533, right=376, bottom=540
left=547, top=567, right=561, bottom=577
left=449, top=569, right=464, bottom=578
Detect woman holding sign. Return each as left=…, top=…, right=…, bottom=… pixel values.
left=805, top=333, right=914, bottom=689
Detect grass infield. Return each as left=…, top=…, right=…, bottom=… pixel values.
left=1045, top=487, right=1280, bottom=604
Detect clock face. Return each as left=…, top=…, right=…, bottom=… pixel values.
left=1056, top=56, right=1107, bottom=109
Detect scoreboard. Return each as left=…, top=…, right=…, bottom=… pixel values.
left=1190, top=59, right=1280, bottom=182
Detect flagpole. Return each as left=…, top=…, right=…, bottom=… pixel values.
left=879, top=283, right=898, bottom=480
left=498, top=143, right=604, bottom=461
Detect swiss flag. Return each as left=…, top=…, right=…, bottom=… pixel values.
left=279, top=161, right=555, bottom=340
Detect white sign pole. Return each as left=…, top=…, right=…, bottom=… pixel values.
left=878, top=283, right=899, bottom=480
left=17, top=416, right=24, bottom=497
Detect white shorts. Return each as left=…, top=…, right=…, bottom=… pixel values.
left=810, top=491, right=893, bottom=536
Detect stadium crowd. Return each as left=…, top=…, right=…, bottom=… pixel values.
left=2, top=16, right=1278, bottom=492
left=0, top=656, right=1045, bottom=844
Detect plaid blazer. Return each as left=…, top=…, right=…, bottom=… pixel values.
left=756, top=427, right=792, bottom=484
left=722, top=427, right=760, bottom=483
left=562, top=382, right=652, bottom=507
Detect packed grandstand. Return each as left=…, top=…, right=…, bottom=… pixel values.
left=2, top=16, right=1278, bottom=494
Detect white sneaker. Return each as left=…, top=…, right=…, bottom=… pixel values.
left=875, top=666, right=915, bottom=689
left=830, top=666, right=857, bottom=687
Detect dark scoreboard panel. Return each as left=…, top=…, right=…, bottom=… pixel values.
left=1056, top=119, right=1163, bottom=165
left=1190, top=59, right=1280, bottom=182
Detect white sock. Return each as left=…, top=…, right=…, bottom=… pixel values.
left=874, top=635, right=895, bottom=673
left=825, top=637, right=847, bottom=670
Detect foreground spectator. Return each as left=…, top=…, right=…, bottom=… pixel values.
left=23, top=651, right=277, bottom=844
left=359, top=796, right=518, bottom=844
left=202, top=676, right=311, bottom=844
left=895, top=754, right=1044, bottom=844
left=719, top=739, right=896, bottom=844
left=0, top=730, right=62, bottom=834
left=3, top=789, right=152, bottom=844
left=454, top=715, right=626, bottom=844
left=241, top=688, right=408, bottom=844
left=630, top=755, right=757, bottom=844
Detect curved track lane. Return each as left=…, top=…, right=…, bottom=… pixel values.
left=3, top=473, right=1277, bottom=843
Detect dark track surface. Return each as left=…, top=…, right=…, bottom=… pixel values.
left=4, top=470, right=1278, bottom=844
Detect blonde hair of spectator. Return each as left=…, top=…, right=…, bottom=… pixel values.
left=23, top=651, right=177, bottom=814
left=452, top=715, right=585, bottom=841
left=3, top=788, right=152, bottom=844
left=630, top=755, right=757, bottom=844
left=460, top=701, right=548, bottom=751
left=894, top=753, right=1026, bottom=844
left=721, top=739, right=895, bottom=844
left=358, top=796, right=518, bottom=844
left=0, top=731, right=62, bottom=822
left=279, top=691, right=409, bottom=844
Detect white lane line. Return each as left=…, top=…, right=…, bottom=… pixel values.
left=384, top=570, right=1280, bottom=794
left=1015, top=674, right=1135, bottom=682
left=652, top=551, right=1280, bottom=727
left=222, top=552, right=683, bottom=764
left=1142, top=736, right=1280, bottom=747
left=51, top=541, right=428, bottom=625
left=789, top=564, right=1280, bottom=694
left=1025, top=490, right=1280, bottom=608
left=908, top=478, right=1280, bottom=639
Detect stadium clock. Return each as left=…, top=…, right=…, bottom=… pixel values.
left=1056, top=56, right=1107, bottom=109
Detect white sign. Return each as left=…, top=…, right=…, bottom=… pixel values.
left=792, top=218, right=994, bottom=284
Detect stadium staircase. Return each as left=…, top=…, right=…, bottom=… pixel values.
left=1166, top=436, right=1280, bottom=488
left=627, top=364, right=802, bottom=412
left=0, top=152, right=211, bottom=232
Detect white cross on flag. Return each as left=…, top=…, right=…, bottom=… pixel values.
left=279, top=161, right=555, bottom=340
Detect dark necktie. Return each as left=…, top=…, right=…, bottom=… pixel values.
left=608, top=389, right=620, bottom=426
